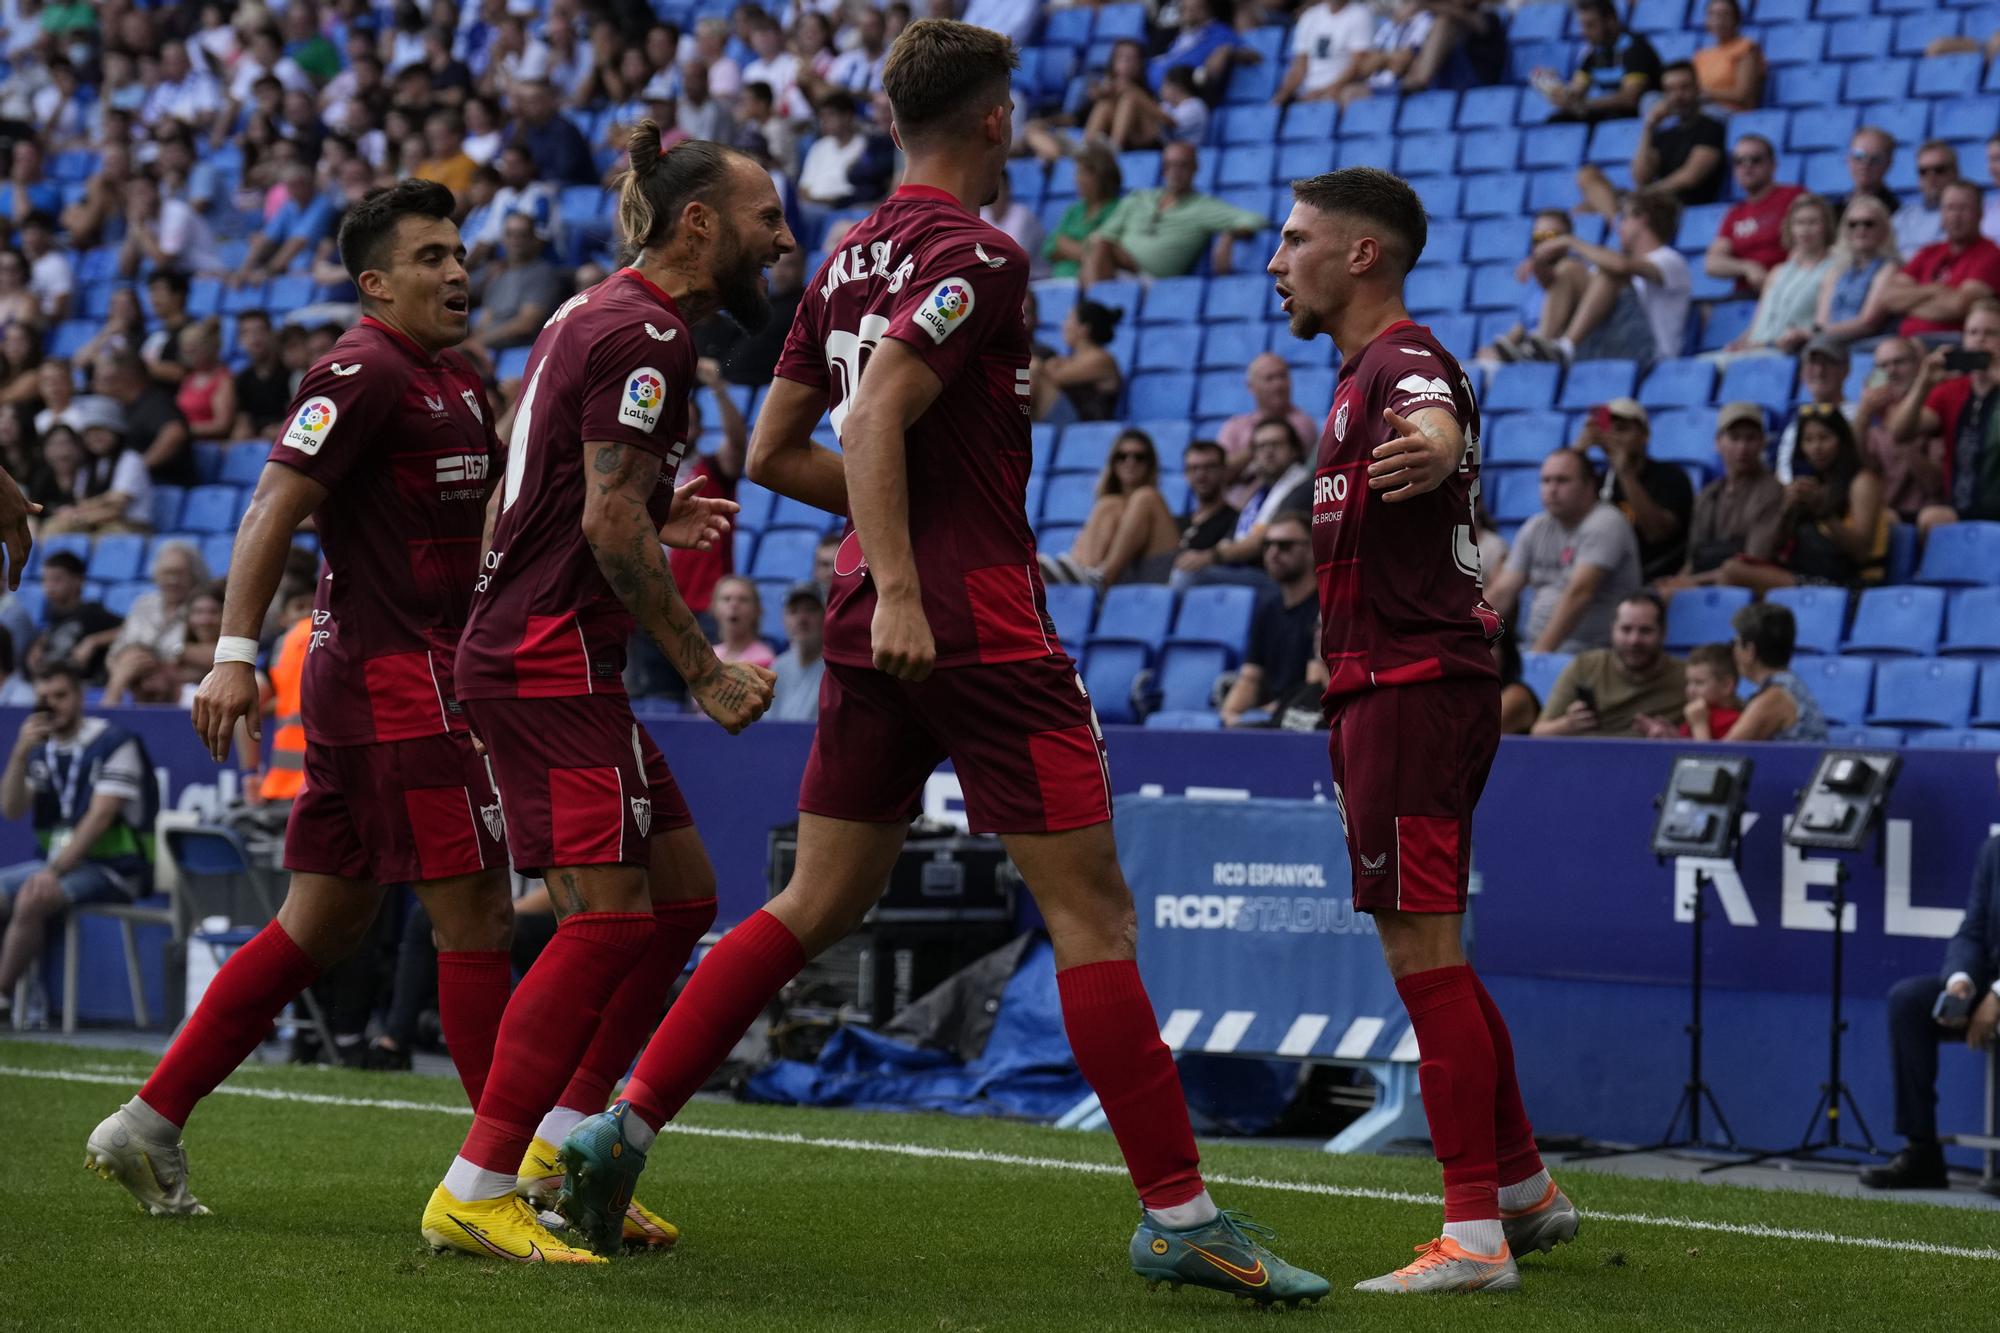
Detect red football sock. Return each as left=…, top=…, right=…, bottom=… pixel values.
left=1469, top=970, right=1543, bottom=1187
left=622, top=909, right=804, bottom=1131
left=556, top=897, right=717, bottom=1114
left=138, top=922, right=318, bottom=1128
left=1057, top=960, right=1205, bottom=1211
left=436, top=950, right=513, bottom=1109
left=1396, top=965, right=1500, bottom=1222
left=457, top=912, right=653, bottom=1173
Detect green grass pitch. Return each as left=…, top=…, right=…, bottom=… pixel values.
left=3, top=1036, right=1996, bottom=1332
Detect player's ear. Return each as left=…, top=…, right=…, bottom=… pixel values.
left=1349, top=235, right=1379, bottom=278
left=355, top=267, right=393, bottom=303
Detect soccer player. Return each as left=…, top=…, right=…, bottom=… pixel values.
left=548, top=21, right=1328, bottom=1306
left=84, top=181, right=520, bottom=1217
left=418, top=129, right=786, bottom=1264
left=1268, top=166, right=1580, bottom=1293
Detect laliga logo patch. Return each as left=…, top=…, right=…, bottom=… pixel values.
left=620, top=366, right=665, bottom=432
left=915, top=277, right=974, bottom=345
left=630, top=796, right=652, bottom=838
left=284, top=396, right=337, bottom=455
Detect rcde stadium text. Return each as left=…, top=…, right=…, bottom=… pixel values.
left=1154, top=862, right=1373, bottom=934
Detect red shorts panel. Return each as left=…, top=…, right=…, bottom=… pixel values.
left=798, top=656, right=1111, bottom=835
left=465, top=695, right=692, bottom=876
left=1326, top=678, right=1499, bottom=915
left=284, top=733, right=504, bottom=884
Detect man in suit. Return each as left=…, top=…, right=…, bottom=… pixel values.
left=1863, top=767, right=2000, bottom=1190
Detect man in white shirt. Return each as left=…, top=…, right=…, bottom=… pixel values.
left=18, top=212, right=72, bottom=323
left=961, top=0, right=1040, bottom=46
left=1272, top=0, right=1374, bottom=105
left=769, top=584, right=827, bottom=723
left=828, top=6, right=889, bottom=94
left=140, top=42, right=224, bottom=127
left=742, top=15, right=803, bottom=120
left=1513, top=187, right=1690, bottom=370
left=798, top=91, right=872, bottom=210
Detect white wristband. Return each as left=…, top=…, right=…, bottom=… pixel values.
left=214, top=636, right=259, bottom=666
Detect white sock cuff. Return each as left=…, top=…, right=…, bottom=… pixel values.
left=442, top=1156, right=520, bottom=1202
left=1498, top=1169, right=1553, bottom=1212
left=1442, top=1219, right=1505, bottom=1256
left=534, top=1107, right=587, bottom=1145
left=1145, top=1189, right=1219, bottom=1231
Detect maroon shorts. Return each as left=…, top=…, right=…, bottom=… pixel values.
left=284, top=732, right=506, bottom=884
left=798, top=655, right=1111, bottom=835
left=463, top=695, right=693, bottom=876
left=1326, top=677, right=1499, bottom=915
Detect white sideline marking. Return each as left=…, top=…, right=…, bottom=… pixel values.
left=11, top=1063, right=1999, bottom=1263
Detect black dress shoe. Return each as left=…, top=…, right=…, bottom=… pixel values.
left=1860, top=1144, right=1948, bottom=1190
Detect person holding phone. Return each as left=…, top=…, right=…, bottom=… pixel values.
left=1530, top=592, right=1686, bottom=738
left=1863, top=757, right=2000, bottom=1192
left=1889, top=296, right=2000, bottom=531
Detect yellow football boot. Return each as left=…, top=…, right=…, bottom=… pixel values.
left=420, top=1185, right=606, bottom=1265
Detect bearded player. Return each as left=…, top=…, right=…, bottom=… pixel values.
left=1269, top=166, right=1580, bottom=1294
left=542, top=21, right=1328, bottom=1305
left=84, top=181, right=521, bottom=1216
left=416, top=129, right=784, bottom=1264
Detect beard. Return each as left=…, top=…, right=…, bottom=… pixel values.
left=715, top=223, right=773, bottom=333
left=1286, top=304, right=1323, bottom=340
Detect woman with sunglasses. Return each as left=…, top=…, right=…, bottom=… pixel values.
left=1041, top=429, right=1182, bottom=586
left=1816, top=195, right=1900, bottom=346
left=1718, top=192, right=1835, bottom=358
left=1714, top=405, right=1885, bottom=593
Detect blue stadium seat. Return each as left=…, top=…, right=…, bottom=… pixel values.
left=1519, top=651, right=1572, bottom=704
left=1773, top=65, right=1842, bottom=109
left=1139, top=275, right=1207, bottom=325
left=1827, top=725, right=1907, bottom=747
left=1456, top=127, right=1524, bottom=173
left=1629, top=0, right=1686, bottom=32
left=1467, top=218, right=1532, bottom=266
left=1394, top=134, right=1457, bottom=179
left=1137, top=325, right=1202, bottom=373
left=1845, top=586, right=1947, bottom=656
left=179, top=485, right=240, bottom=534
left=1082, top=641, right=1149, bottom=724
left=1084, top=278, right=1140, bottom=322
left=1699, top=303, right=1758, bottom=354
left=1138, top=419, right=1194, bottom=462
left=751, top=579, right=789, bottom=647
left=1280, top=102, right=1337, bottom=142
left=1194, top=370, right=1251, bottom=419
left=1845, top=60, right=1911, bottom=104
left=1828, top=17, right=1893, bottom=61
left=200, top=533, right=234, bottom=578
left=748, top=527, right=819, bottom=581
left=1093, top=2, right=1146, bottom=41
left=1639, top=358, right=1716, bottom=409
left=103, top=580, right=149, bottom=618
left=1219, top=143, right=1276, bottom=188
left=1796, top=656, right=1875, bottom=727
left=1913, top=53, right=1982, bottom=99
left=1428, top=315, right=1479, bottom=362
left=1521, top=124, right=1588, bottom=171
left=1460, top=172, right=1528, bottom=218
left=1044, top=583, right=1096, bottom=654
left=1167, top=585, right=1258, bottom=662
left=1558, top=360, right=1638, bottom=411
left=1869, top=658, right=1978, bottom=729
left=1664, top=586, right=1752, bottom=652
left=1405, top=266, right=1467, bottom=315
left=1037, top=522, right=1082, bottom=555
left=1130, top=371, right=1196, bottom=420
left=732, top=529, right=757, bottom=574
left=1484, top=412, right=1565, bottom=467
left=1979, top=661, right=2000, bottom=728
left=149, top=485, right=186, bottom=532
left=1507, top=3, right=1569, bottom=44
left=1337, top=97, right=1397, bottom=139
left=1469, top=263, right=1530, bottom=312
left=1456, top=86, right=1520, bottom=129
left=191, top=442, right=226, bottom=483
left=1526, top=169, right=1582, bottom=213
left=1716, top=357, right=1796, bottom=410
left=1335, top=133, right=1393, bottom=170
left=1894, top=12, right=1963, bottom=55
left=1041, top=472, right=1101, bottom=526
left=1200, top=323, right=1267, bottom=371
left=1398, top=90, right=1459, bottom=135
left=1291, top=368, right=1335, bottom=413
left=1089, top=585, right=1177, bottom=657
left=1484, top=469, right=1541, bottom=523
left=1916, top=522, right=2000, bottom=586
left=768, top=496, right=835, bottom=531
left=1942, top=587, right=2000, bottom=657
left=1649, top=409, right=1717, bottom=467
left=1484, top=363, right=1560, bottom=412
left=494, top=346, right=531, bottom=382
left=1872, top=100, right=1933, bottom=151
left=1907, top=728, right=2000, bottom=751
left=1203, top=275, right=1270, bottom=323
left=1144, top=709, right=1224, bottom=730
left=1585, top=118, right=1643, bottom=166
left=1055, top=421, right=1122, bottom=474
left=88, top=534, right=145, bottom=584
left=1221, top=105, right=1281, bottom=146
left=1278, top=140, right=1336, bottom=182
left=1767, top=586, right=1849, bottom=656
left=1155, top=643, right=1229, bottom=712
left=732, top=482, right=775, bottom=533
left=217, top=445, right=265, bottom=487
left=1933, top=97, right=2000, bottom=144
left=1785, top=105, right=1855, bottom=155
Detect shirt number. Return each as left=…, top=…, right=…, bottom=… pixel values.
left=1451, top=376, right=1483, bottom=584
left=825, top=313, right=892, bottom=442
left=502, top=358, right=544, bottom=512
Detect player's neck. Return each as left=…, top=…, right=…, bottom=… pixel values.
left=361, top=308, right=444, bottom=360
left=632, top=252, right=723, bottom=326
left=1329, top=292, right=1413, bottom=363
left=896, top=156, right=984, bottom=214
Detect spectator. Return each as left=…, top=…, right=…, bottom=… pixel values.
left=770, top=583, right=826, bottom=724
left=94, top=348, right=193, bottom=487
left=24, top=553, right=121, bottom=677
left=1719, top=192, right=1836, bottom=358
left=1147, top=0, right=1254, bottom=103
left=1817, top=194, right=1900, bottom=347
left=1578, top=61, right=1724, bottom=219
left=741, top=15, right=803, bottom=124
left=677, top=61, right=735, bottom=145
left=735, top=81, right=797, bottom=176
left=1857, top=336, right=1945, bottom=522
left=1175, top=416, right=1312, bottom=586
left=238, top=163, right=336, bottom=287
left=798, top=91, right=887, bottom=225
left=812, top=532, right=841, bottom=603
left=980, top=173, right=1043, bottom=272
left=74, top=286, right=146, bottom=371
left=43, top=398, right=152, bottom=536
left=231, top=311, right=293, bottom=439
left=139, top=269, right=195, bottom=387
left=1890, top=298, right=2000, bottom=528
left=1217, top=354, right=1319, bottom=508
left=1482, top=211, right=1589, bottom=365
left=697, top=249, right=807, bottom=388
left=140, top=40, right=224, bottom=128
left=1023, top=40, right=1160, bottom=159
left=1175, top=440, right=1241, bottom=561
left=710, top=575, right=776, bottom=668
left=1894, top=141, right=1958, bottom=258
left=1154, top=67, right=1213, bottom=149
left=666, top=367, right=749, bottom=618
left=0, top=326, right=42, bottom=408
left=173, top=319, right=236, bottom=442
left=1985, top=134, right=2000, bottom=244
left=1690, top=0, right=1762, bottom=113
left=0, top=662, right=157, bottom=1016
left=17, top=212, right=72, bottom=324
left=32, top=357, right=72, bottom=436
left=414, top=108, right=477, bottom=199
left=1581, top=398, right=1694, bottom=580
left=1080, top=143, right=1265, bottom=282
left=1488, top=448, right=1644, bottom=654
left=1862, top=788, right=2000, bottom=1193
left=1330, top=0, right=1439, bottom=106
left=508, top=78, right=596, bottom=187
left=962, top=0, right=1039, bottom=46
left=1041, top=144, right=1122, bottom=280
left=0, top=248, right=39, bottom=331
left=1880, top=180, right=2000, bottom=341
left=1041, top=428, right=1182, bottom=587
left=25, top=422, right=84, bottom=514
left=1705, top=134, right=1804, bottom=295
left=153, top=124, right=221, bottom=216
left=1636, top=640, right=1744, bottom=740
left=468, top=216, right=567, bottom=353
left=1841, top=126, right=1901, bottom=225
left=1773, top=336, right=1859, bottom=482
left=1710, top=601, right=1827, bottom=740
left=1272, top=0, right=1374, bottom=107
left=3, top=140, right=59, bottom=226
left=1670, top=402, right=1787, bottom=583
left=59, top=140, right=131, bottom=248
left=1219, top=514, right=1321, bottom=726
left=1535, top=0, right=1660, bottom=125
left=1036, top=300, right=1123, bottom=425
left=467, top=143, right=562, bottom=272
left=1531, top=591, right=1685, bottom=737
left=1516, top=188, right=1689, bottom=371
left=828, top=7, right=888, bottom=95
left=101, top=541, right=209, bottom=706
left=1774, top=406, right=1895, bottom=589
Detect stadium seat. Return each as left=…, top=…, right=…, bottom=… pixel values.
left=1647, top=409, right=1716, bottom=468
left=1869, top=658, right=1978, bottom=729
left=1507, top=3, right=1569, bottom=45
left=149, top=486, right=185, bottom=532
left=1978, top=662, right=2000, bottom=728
left=1203, top=275, right=1270, bottom=324
left=1395, top=90, right=1458, bottom=135
left=1894, top=12, right=1963, bottom=56
left=1143, top=709, right=1224, bottom=730
left=1410, top=175, right=1463, bottom=219
left=1291, top=368, right=1335, bottom=413
left=200, top=533, right=234, bottom=578
left=1761, top=23, right=1824, bottom=65
left=1138, top=275, right=1206, bottom=326
left=1281, top=102, right=1337, bottom=143
left=1844, top=586, right=1946, bottom=656
left=1193, top=370, right=1249, bottom=419
left=1455, top=86, right=1520, bottom=129
left=88, top=534, right=145, bottom=584
left=1885, top=520, right=1919, bottom=585
left=1933, top=97, right=1999, bottom=145
left=179, top=485, right=240, bottom=534
left=768, top=495, right=835, bottom=531
left=1469, top=264, right=1530, bottom=312
left=1395, top=133, right=1457, bottom=180
left=1699, top=303, right=1758, bottom=354
left=1136, top=325, right=1201, bottom=374
left=1585, top=118, right=1643, bottom=166
left=1774, top=65, right=1842, bottom=109
left=1795, top=656, right=1874, bottom=727
left=1338, top=136, right=1396, bottom=170
left=1915, top=521, right=2000, bottom=586
left=1826, top=725, right=1906, bottom=747
left=1914, top=53, right=1982, bottom=100
left=747, top=527, right=819, bottom=581
left=1526, top=169, right=1582, bottom=213
left=1766, top=586, right=1849, bottom=656
left=1558, top=360, right=1638, bottom=411
left=1907, top=728, right=2000, bottom=751
left=1639, top=358, right=1716, bottom=410
left=1460, top=172, right=1528, bottom=218
left=1084, top=278, right=1139, bottom=323
left=1089, top=585, right=1177, bottom=658
left=1518, top=651, right=1571, bottom=704
left=1629, top=0, right=1685, bottom=32
left=1942, top=587, right=2000, bottom=657
left=1055, top=422, right=1122, bottom=474
left=1279, top=140, right=1337, bottom=182
left=1082, top=641, right=1149, bottom=724
left=1484, top=363, right=1560, bottom=412
left=1845, top=60, right=1911, bottom=105
left=1219, top=143, right=1276, bottom=188
left=1093, top=2, right=1146, bottom=41
left=732, top=482, right=775, bottom=534
left=1167, top=586, right=1258, bottom=662
left=218, top=445, right=265, bottom=487
left=1405, top=266, right=1467, bottom=315
left=102, top=580, right=149, bottom=618
left=1200, top=323, right=1267, bottom=372
left=1664, top=586, right=1752, bottom=652
left=1155, top=643, right=1229, bottom=712
left=1716, top=357, right=1796, bottom=411
left=1044, top=583, right=1096, bottom=653
left=1484, top=469, right=1541, bottom=523
left=1131, top=371, right=1196, bottom=421
left=1484, top=412, right=1565, bottom=467
left=1827, top=16, right=1892, bottom=61
left=1040, top=473, right=1100, bottom=526
left=732, top=529, right=757, bottom=574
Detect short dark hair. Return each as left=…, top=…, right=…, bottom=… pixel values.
left=1623, top=187, right=1682, bottom=246
left=42, top=551, right=85, bottom=577
left=818, top=89, right=858, bottom=118
left=1162, top=64, right=1198, bottom=95
left=1686, top=642, right=1737, bottom=677
left=743, top=80, right=774, bottom=105
left=1574, top=0, right=1618, bottom=18
left=1943, top=178, right=1984, bottom=208
left=1732, top=602, right=1797, bottom=669
left=1617, top=590, right=1665, bottom=628
left=33, top=660, right=82, bottom=688
left=1290, top=166, right=1428, bottom=275
left=1071, top=298, right=1122, bottom=346
left=1252, top=415, right=1305, bottom=459
left=1184, top=439, right=1226, bottom=465
left=336, top=178, right=457, bottom=283
left=1662, top=59, right=1696, bottom=82
left=881, top=18, right=1018, bottom=145
left=147, top=267, right=191, bottom=297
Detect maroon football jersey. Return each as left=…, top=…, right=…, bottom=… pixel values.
left=454, top=268, right=694, bottom=700
left=1311, top=319, right=1500, bottom=700
left=266, top=317, right=498, bottom=746
left=773, top=184, right=1056, bottom=669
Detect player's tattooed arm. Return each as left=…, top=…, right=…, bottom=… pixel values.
left=1371, top=406, right=1462, bottom=502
